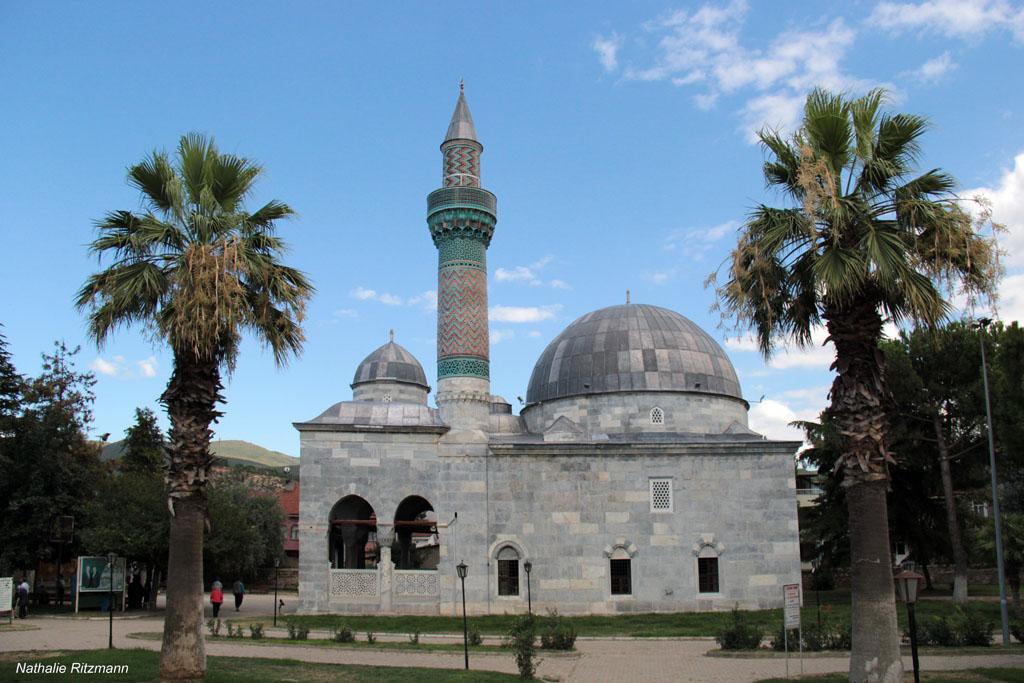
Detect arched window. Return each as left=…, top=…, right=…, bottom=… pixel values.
left=697, top=546, right=720, bottom=593
left=497, top=546, right=520, bottom=596
left=328, top=495, right=377, bottom=569
left=650, top=407, right=664, bottom=425
left=609, top=547, right=632, bottom=595
left=393, top=496, right=438, bottom=570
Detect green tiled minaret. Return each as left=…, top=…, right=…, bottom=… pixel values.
left=427, top=86, right=497, bottom=402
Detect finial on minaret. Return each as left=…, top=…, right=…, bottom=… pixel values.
left=626, top=289, right=631, bottom=305
left=460, top=78, right=464, bottom=93
left=388, top=329, right=395, bottom=343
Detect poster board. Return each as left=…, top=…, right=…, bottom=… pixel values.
left=0, top=577, right=12, bottom=620
left=783, top=582, right=801, bottom=629
left=75, top=557, right=125, bottom=613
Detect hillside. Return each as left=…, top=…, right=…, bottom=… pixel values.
left=101, top=439, right=296, bottom=470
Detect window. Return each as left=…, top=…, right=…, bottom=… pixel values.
left=698, top=557, right=719, bottom=593
left=289, top=525, right=299, bottom=540
left=497, top=546, right=520, bottom=596
left=650, top=478, right=673, bottom=512
left=650, top=407, right=664, bottom=424
left=383, top=393, right=392, bottom=403
left=610, top=558, right=631, bottom=595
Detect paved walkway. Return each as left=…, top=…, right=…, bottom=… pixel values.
left=2, top=612, right=1023, bottom=682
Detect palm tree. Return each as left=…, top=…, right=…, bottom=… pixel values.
left=717, top=89, right=998, bottom=682
left=77, top=134, right=313, bottom=679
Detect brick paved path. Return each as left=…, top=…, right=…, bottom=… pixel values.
left=2, top=615, right=1022, bottom=682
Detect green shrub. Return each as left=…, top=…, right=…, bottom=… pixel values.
left=206, top=618, right=221, bottom=637
left=828, top=621, right=852, bottom=650
left=507, top=615, right=536, bottom=679
left=408, top=630, right=420, bottom=645
left=539, top=611, right=577, bottom=650
left=770, top=624, right=799, bottom=652
left=249, top=624, right=264, bottom=640
left=801, top=623, right=828, bottom=652
left=1010, top=612, right=1024, bottom=644
left=332, top=626, right=355, bottom=643
left=914, top=609, right=993, bottom=647
left=468, top=630, right=483, bottom=646
left=287, top=623, right=309, bottom=640
left=717, top=608, right=764, bottom=650
left=225, top=623, right=245, bottom=639
left=366, top=631, right=376, bottom=644
left=955, top=608, right=993, bottom=647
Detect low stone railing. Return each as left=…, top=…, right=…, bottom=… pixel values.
left=329, top=568, right=379, bottom=599
left=393, top=570, right=439, bottom=598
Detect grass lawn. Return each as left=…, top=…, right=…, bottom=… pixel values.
left=755, top=669, right=1024, bottom=683
left=128, top=631, right=516, bottom=654
left=263, top=590, right=1008, bottom=638
left=0, top=649, right=524, bottom=682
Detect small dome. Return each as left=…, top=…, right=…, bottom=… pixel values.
left=351, top=339, right=429, bottom=390
left=525, top=303, right=742, bottom=404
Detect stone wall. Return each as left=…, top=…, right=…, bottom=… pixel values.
left=298, top=427, right=801, bottom=616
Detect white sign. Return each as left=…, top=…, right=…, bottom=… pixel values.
left=783, top=583, right=801, bottom=629
left=0, top=577, right=12, bottom=614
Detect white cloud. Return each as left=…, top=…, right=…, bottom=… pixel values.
left=489, top=305, right=562, bottom=323
left=350, top=287, right=403, bottom=306
left=90, top=357, right=119, bottom=377
left=724, top=333, right=760, bottom=351
left=494, top=255, right=567, bottom=289
left=137, top=356, right=158, bottom=378
left=868, top=0, right=1024, bottom=41
left=664, top=219, right=740, bottom=257
left=407, top=290, right=438, bottom=311
left=748, top=398, right=820, bottom=441
left=528, top=330, right=543, bottom=338
left=495, top=266, right=537, bottom=283
left=907, top=51, right=957, bottom=82
left=333, top=308, right=358, bottom=319
left=996, top=273, right=1024, bottom=323
left=608, top=3, right=872, bottom=142
left=491, top=329, right=515, bottom=344
left=643, top=270, right=676, bottom=285
left=964, top=152, right=1024, bottom=267
left=549, top=279, right=571, bottom=290
left=726, top=327, right=835, bottom=369
left=593, top=33, right=623, bottom=72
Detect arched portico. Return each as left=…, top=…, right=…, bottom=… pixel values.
left=329, top=495, right=378, bottom=569
left=393, top=495, right=438, bottom=570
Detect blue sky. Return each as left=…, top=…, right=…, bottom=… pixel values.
left=2, top=1, right=1023, bottom=456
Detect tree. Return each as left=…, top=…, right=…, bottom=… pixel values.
left=717, top=89, right=998, bottom=682
left=0, top=343, right=101, bottom=572
left=76, top=134, right=313, bottom=679
left=204, top=481, right=284, bottom=581
left=121, top=407, right=166, bottom=475
left=0, top=327, right=25, bottom=535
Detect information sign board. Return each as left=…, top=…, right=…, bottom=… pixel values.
left=783, top=582, right=801, bottom=629
left=77, top=556, right=125, bottom=593
left=0, top=577, right=12, bottom=615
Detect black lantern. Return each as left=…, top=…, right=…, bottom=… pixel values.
left=523, top=560, right=533, bottom=615
left=895, top=568, right=924, bottom=683
left=456, top=562, right=469, bottom=670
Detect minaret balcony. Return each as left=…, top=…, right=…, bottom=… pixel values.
left=427, top=187, right=497, bottom=217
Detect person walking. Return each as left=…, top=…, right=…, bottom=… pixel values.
left=16, top=578, right=30, bottom=618
left=210, top=580, right=224, bottom=618
left=232, top=579, right=245, bottom=611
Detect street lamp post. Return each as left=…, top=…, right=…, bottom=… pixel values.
left=974, top=317, right=1012, bottom=647
left=273, top=558, right=281, bottom=627
left=523, top=560, right=532, bottom=615
left=107, top=553, right=116, bottom=649
left=810, top=557, right=821, bottom=630
left=895, top=568, right=924, bottom=683
left=457, top=561, right=469, bottom=670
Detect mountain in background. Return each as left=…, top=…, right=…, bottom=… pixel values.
left=100, top=439, right=296, bottom=470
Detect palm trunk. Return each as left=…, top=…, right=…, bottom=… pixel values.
left=934, top=413, right=968, bottom=604
left=158, top=353, right=222, bottom=680
left=825, top=298, right=903, bottom=683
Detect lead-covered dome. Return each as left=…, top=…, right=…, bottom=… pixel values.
left=525, top=304, right=742, bottom=404
left=351, top=339, right=429, bottom=389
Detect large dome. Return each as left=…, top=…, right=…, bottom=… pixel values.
left=351, top=339, right=429, bottom=389
left=525, top=304, right=742, bottom=405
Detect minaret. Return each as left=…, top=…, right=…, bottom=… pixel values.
left=427, top=85, right=497, bottom=432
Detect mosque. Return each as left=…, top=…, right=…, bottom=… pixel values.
left=294, top=89, right=801, bottom=615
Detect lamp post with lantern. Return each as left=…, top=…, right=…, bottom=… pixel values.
left=273, top=557, right=281, bottom=627
left=457, top=561, right=469, bottom=670
left=895, top=568, right=924, bottom=683
left=107, top=553, right=116, bottom=649
left=523, top=560, right=532, bottom=615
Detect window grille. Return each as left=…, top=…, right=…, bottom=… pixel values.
left=610, top=559, right=631, bottom=595
left=649, top=478, right=673, bottom=512
left=497, top=546, right=519, bottom=596
left=383, top=393, right=392, bottom=403
left=650, top=407, right=664, bottom=424
left=698, top=557, right=719, bottom=593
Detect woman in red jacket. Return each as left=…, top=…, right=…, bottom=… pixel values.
left=210, top=580, right=224, bottom=618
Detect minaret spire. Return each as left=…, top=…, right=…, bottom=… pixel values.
left=427, top=88, right=498, bottom=432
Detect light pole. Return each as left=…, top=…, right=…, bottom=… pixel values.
left=810, top=557, right=821, bottom=631
left=107, top=553, right=116, bottom=649
left=974, top=317, right=1012, bottom=646
left=895, top=568, right=924, bottom=683
left=273, top=558, right=281, bottom=627
left=523, top=560, right=532, bottom=615
left=457, top=561, right=469, bottom=670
